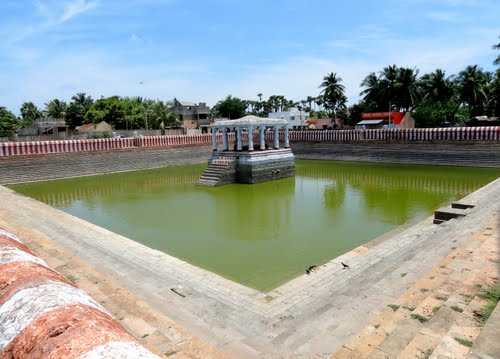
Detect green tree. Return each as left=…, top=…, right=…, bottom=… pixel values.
left=45, top=99, right=67, bottom=120
left=455, top=65, right=490, bottom=116
left=86, top=96, right=125, bottom=126
left=346, top=103, right=367, bottom=126
left=72, top=93, right=94, bottom=111
left=319, top=72, right=347, bottom=118
left=361, top=65, right=419, bottom=112
left=418, top=69, right=455, bottom=103
left=413, top=100, right=462, bottom=128
left=20, top=102, right=42, bottom=127
left=66, top=93, right=94, bottom=129
left=213, top=96, right=247, bottom=119
left=0, top=107, right=20, bottom=137
left=486, top=69, right=500, bottom=116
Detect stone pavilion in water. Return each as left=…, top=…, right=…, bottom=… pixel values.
left=198, top=116, right=295, bottom=186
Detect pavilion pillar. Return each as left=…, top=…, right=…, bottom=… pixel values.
left=222, top=128, right=229, bottom=151
left=236, top=127, right=243, bottom=151
left=248, top=126, right=254, bottom=151
left=211, top=128, right=218, bottom=151
left=284, top=126, right=290, bottom=148
left=259, top=126, right=265, bottom=150
left=273, top=126, right=280, bottom=149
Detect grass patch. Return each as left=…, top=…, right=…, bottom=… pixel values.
left=432, top=306, right=441, bottom=314
left=403, top=305, right=416, bottom=312
left=454, top=337, right=473, bottom=348
left=475, top=286, right=500, bottom=324
left=450, top=305, right=464, bottom=313
left=434, top=295, right=448, bottom=301
left=401, top=272, right=407, bottom=277
left=411, top=313, right=429, bottom=323
left=420, top=288, right=429, bottom=293
left=388, top=304, right=400, bottom=312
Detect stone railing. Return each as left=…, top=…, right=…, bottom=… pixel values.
left=1, top=127, right=499, bottom=157
left=288, top=126, right=500, bottom=143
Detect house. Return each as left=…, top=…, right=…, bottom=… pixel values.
left=356, top=112, right=414, bottom=129
left=76, top=121, right=113, bottom=135
left=268, top=107, right=309, bottom=128
left=305, top=118, right=333, bottom=129
left=355, top=119, right=386, bottom=129
left=18, top=117, right=67, bottom=137
left=172, top=99, right=211, bottom=130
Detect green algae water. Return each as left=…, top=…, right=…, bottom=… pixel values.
left=11, top=160, right=500, bottom=291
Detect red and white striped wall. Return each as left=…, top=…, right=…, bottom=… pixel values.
left=287, top=126, right=500, bottom=143
left=0, top=227, right=159, bottom=359
left=0, top=127, right=499, bottom=157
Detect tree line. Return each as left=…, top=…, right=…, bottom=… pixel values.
left=1, top=37, right=499, bottom=137
left=0, top=95, right=180, bottom=137
left=213, top=37, right=500, bottom=127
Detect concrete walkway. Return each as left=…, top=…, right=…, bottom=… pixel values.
left=0, top=178, right=499, bottom=358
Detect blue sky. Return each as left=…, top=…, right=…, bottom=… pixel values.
left=1, top=0, right=499, bottom=112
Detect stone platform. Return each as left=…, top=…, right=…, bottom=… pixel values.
left=234, top=149, right=295, bottom=184
left=199, top=116, right=295, bottom=186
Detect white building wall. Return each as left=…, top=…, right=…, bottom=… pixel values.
left=268, top=108, right=309, bottom=128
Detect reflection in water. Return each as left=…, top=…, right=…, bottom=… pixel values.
left=11, top=160, right=500, bottom=291
left=300, top=163, right=489, bottom=225
left=211, top=178, right=295, bottom=241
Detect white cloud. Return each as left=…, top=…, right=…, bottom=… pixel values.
left=60, top=0, right=98, bottom=23
left=34, top=0, right=98, bottom=25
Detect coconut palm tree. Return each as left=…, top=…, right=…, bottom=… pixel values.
left=319, top=72, right=347, bottom=119
left=418, top=69, right=455, bottom=103
left=360, top=72, right=383, bottom=109
left=455, top=65, right=490, bottom=116
left=395, top=67, right=419, bottom=111
left=360, top=65, right=419, bottom=112
left=45, top=99, right=67, bottom=120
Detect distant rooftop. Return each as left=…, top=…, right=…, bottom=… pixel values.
left=357, top=119, right=385, bottom=125
left=177, top=101, right=196, bottom=107
left=212, top=115, right=288, bottom=128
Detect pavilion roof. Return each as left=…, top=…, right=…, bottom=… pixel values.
left=212, top=115, right=288, bottom=128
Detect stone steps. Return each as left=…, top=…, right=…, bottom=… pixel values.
left=332, top=224, right=499, bottom=359
left=198, top=158, right=235, bottom=186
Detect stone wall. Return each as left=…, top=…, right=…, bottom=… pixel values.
left=236, top=149, right=295, bottom=184
left=0, top=227, right=159, bottom=358
left=2, top=139, right=500, bottom=186
left=2, top=127, right=499, bottom=158
left=291, top=142, right=500, bottom=167
left=0, top=146, right=210, bottom=185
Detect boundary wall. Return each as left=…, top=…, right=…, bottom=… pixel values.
left=0, top=227, right=159, bottom=358
left=1, top=127, right=499, bottom=157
